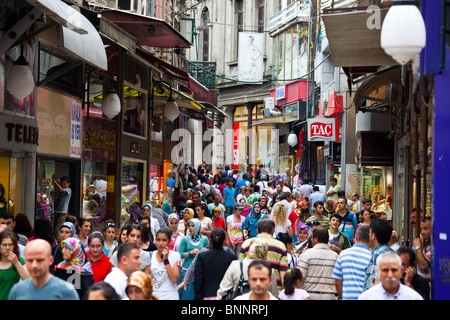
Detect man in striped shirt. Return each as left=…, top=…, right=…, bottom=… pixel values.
left=332, top=225, right=372, bottom=300
left=297, top=226, right=338, bottom=300
left=305, top=201, right=329, bottom=229
left=239, top=219, right=288, bottom=291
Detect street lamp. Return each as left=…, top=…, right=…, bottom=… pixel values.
left=6, top=54, right=34, bottom=100
left=380, top=0, right=426, bottom=65
left=151, top=80, right=179, bottom=122
left=85, top=69, right=121, bottom=119
left=102, top=86, right=121, bottom=119
left=288, top=119, right=307, bottom=147
left=288, top=130, right=298, bottom=147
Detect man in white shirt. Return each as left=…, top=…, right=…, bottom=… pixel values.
left=104, top=243, right=142, bottom=299
left=358, top=251, right=423, bottom=300
left=298, top=179, right=313, bottom=199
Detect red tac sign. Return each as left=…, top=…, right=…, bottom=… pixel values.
left=307, top=118, right=340, bottom=142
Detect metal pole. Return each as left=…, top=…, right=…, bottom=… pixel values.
left=340, top=91, right=347, bottom=193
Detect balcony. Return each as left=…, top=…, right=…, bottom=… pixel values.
left=269, top=0, right=310, bottom=34
left=185, top=61, right=217, bottom=89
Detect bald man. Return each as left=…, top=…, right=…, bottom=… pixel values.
left=8, top=239, right=79, bottom=300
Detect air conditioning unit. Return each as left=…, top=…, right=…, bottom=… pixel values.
left=262, top=97, right=282, bottom=118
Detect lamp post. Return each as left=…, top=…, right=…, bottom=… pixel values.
left=151, top=80, right=179, bottom=122
left=380, top=0, right=426, bottom=65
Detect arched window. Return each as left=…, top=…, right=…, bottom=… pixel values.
left=201, top=7, right=210, bottom=61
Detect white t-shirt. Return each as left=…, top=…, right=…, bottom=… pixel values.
left=104, top=267, right=128, bottom=299
left=150, top=251, right=181, bottom=300
left=150, top=217, right=160, bottom=237
left=279, top=288, right=310, bottom=300
left=199, top=217, right=213, bottom=234
left=273, top=220, right=292, bottom=238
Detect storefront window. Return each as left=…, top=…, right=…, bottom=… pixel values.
left=121, top=160, right=145, bottom=226
left=82, top=161, right=107, bottom=226
left=0, top=156, right=23, bottom=216
left=36, top=158, right=80, bottom=221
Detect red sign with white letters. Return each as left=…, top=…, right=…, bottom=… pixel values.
left=307, top=118, right=340, bottom=142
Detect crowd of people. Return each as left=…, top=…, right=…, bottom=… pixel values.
left=0, top=164, right=431, bottom=301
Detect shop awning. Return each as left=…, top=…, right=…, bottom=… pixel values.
left=26, top=0, right=88, bottom=34
left=100, top=9, right=192, bottom=48
left=153, top=81, right=204, bottom=113
left=353, top=66, right=402, bottom=113
left=322, top=6, right=398, bottom=67
left=26, top=0, right=108, bottom=70
left=251, top=116, right=284, bottom=126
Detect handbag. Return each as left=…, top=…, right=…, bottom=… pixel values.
left=223, top=261, right=250, bottom=300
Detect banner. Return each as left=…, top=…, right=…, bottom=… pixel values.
left=233, top=122, right=240, bottom=169
left=238, top=32, right=264, bottom=82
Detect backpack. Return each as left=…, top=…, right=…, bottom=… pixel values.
left=222, top=261, right=250, bottom=300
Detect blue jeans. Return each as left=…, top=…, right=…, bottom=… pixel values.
left=177, top=268, right=195, bottom=300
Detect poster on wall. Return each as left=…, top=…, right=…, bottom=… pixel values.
left=238, top=32, right=264, bottom=82
left=70, top=101, right=81, bottom=158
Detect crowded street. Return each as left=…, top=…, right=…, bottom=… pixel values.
left=0, top=0, right=448, bottom=305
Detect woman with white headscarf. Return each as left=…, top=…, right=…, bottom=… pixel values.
left=177, top=218, right=209, bottom=300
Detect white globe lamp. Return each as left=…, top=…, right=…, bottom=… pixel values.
left=6, top=55, right=35, bottom=100
left=165, top=95, right=179, bottom=121
left=288, top=131, right=298, bottom=147
left=102, top=88, right=121, bottom=119
left=380, top=0, right=426, bottom=65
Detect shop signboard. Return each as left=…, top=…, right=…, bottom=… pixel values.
left=0, top=114, right=38, bottom=153
left=307, top=118, right=339, bottom=142
left=70, top=101, right=81, bottom=158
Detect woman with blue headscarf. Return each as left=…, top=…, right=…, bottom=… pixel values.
left=177, top=218, right=209, bottom=300
left=242, top=202, right=269, bottom=240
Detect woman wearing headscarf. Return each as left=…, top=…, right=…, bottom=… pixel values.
left=142, top=202, right=160, bottom=238
left=325, top=199, right=338, bottom=216
left=51, top=221, right=76, bottom=273
left=168, top=213, right=184, bottom=252
left=177, top=218, right=209, bottom=300
left=126, top=270, right=159, bottom=300
left=54, top=237, right=95, bottom=299
left=295, top=224, right=312, bottom=255
left=179, top=208, right=194, bottom=236
left=242, top=202, right=269, bottom=240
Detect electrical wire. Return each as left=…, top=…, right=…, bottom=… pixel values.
left=177, top=52, right=332, bottom=84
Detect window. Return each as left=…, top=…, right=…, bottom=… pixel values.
left=273, top=23, right=309, bottom=83
left=123, top=83, right=147, bottom=138
left=38, top=43, right=83, bottom=99
left=201, top=8, right=210, bottom=61
left=236, top=0, right=244, bottom=56
left=257, top=0, right=264, bottom=33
